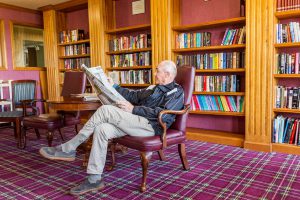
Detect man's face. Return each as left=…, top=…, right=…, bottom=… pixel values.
left=155, top=65, right=168, bottom=85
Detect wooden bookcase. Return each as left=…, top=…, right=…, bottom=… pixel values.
left=105, top=24, right=153, bottom=87
left=101, top=0, right=153, bottom=88
left=171, top=1, right=246, bottom=147
left=42, top=1, right=92, bottom=99
left=271, top=7, right=300, bottom=155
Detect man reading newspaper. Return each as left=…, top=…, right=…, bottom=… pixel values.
left=39, top=60, right=184, bottom=196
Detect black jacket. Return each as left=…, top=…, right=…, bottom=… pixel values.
left=115, top=81, right=184, bottom=135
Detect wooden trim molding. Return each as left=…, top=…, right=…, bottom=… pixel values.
left=0, top=2, right=41, bottom=14
left=14, top=67, right=46, bottom=71
left=9, top=21, right=45, bottom=70
left=11, top=21, right=43, bottom=29
left=0, top=20, right=7, bottom=70
left=39, top=0, right=88, bottom=12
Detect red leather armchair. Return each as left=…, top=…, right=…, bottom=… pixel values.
left=22, top=71, right=86, bottom=148
left=109, top=66, right=195, bottom=192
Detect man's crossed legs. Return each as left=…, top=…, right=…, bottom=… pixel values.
left=39, top=105, right=155, bottom=195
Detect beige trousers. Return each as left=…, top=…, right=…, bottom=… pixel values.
left=61, top=105, right=155, bottom=175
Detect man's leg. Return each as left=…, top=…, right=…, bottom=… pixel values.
left=70, top=107, right=155, bottom=195
left=40, top=105, right=154, bottom=161
left=69, top=123, right=125, bottom=195
left=62, top=105, right=155, bottom=152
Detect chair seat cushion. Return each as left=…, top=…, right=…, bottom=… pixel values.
left=114, top=129, right=186, bottom=152
left=23, top=114, right=64, bottom=130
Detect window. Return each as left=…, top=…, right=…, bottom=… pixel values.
left=11, top=23, right=44, bottom=68
left=0, top=20, right=6, bottom=69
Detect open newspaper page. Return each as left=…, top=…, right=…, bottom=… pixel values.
left=81, top=64, right=126, bottom=105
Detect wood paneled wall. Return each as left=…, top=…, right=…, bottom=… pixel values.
left=151, top=0, right=172, bottom=70
left=244, top=0, right=274, bottom=152
left=88, top=0, right=114, bottom=68
left=43, top=10, right=61, bottom=101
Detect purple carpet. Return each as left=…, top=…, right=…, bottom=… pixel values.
left=1, top=127, right=300, bottom=200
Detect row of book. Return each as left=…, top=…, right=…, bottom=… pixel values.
left=110, top=52, right=151, bottom=67
left=175, top=32, right=211, bottom=49
left=276, top=22, right=300, bottom=43
left=221, top=26, right=246, bottom=45
left=62, top=44, right=90, bottom=56
left=276, top=52, right=300, bottom=74
left=191, top=95, right=244, bottom=112
left=109, top=34, right=151, bottom=52
left=59, top=29, right=86, bottom=44
left=63, top=58, right=91, bottom=69
left=108, top=70, right=152, bottom=84
left=273, top=116, right=300, bottom=145
left=275, top=86, right=300, bottom=109
left=176, top=52, right=245, bottom=69
left=277, top=0, right=300, bottom=11
left=194, top=75, right=240, bottom=92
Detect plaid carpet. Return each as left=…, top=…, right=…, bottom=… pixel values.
left=1, top=127, right=300, bottom=200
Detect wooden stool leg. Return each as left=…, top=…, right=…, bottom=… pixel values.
left=58, top=129, right=64, bottom=141
left=47, top=131, right=53, bottom=147
left=21, top=126, right=27, bottom=149
left=34, top=129, right=41, bottom=139
left=75, top=124, right=79, bottom=134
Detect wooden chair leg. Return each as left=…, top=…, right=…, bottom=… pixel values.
left=75, top=124, right=79, bottom=134
left=106, top=142, right=116, bottom=171
left=47, top=131, right=53, bottom=147
left=21, top=126, right=27, bottom=149
left=34, top=129, right=41, bottom=139
left=58, top=128, right=64, bottom=141
left=178, top=143, right=190, bottom=170
left=140, top=151, right=152, bottom=192
left=157, top=150, right=166, bottom=161
left=13, top=122, right=17, bottom=138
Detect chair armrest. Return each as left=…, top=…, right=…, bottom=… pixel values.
left=21, top=99, right=46, bottom=116
left=158, top=104, right=191, bottom=149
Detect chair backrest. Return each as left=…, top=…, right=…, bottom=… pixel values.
left=170, top=66, right=195, bottom=132
left=11, top=80, right=37, bottom=109
left=61, top=71, right=86, bottom=97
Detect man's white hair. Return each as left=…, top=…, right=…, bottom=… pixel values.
left=160, top=60, right=177, bottom=77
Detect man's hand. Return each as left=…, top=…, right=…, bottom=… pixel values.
left=116, top=101, right=134, bottom=113
left=107, top=77, right=114, bottom=86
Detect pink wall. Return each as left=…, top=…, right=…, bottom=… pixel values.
left=115, top=0, right=150, bottom=28
left=66, top=8, right=89, bottom=36
left=0, top=7, right=43, bottom=99
left=181, top=0, right=241, bottom=25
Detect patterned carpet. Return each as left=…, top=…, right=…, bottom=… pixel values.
left=1, top=127, right=300, bottom=200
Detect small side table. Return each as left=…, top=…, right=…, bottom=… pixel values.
left=0, top=111, right=24, bottom=148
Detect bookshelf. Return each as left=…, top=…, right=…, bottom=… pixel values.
left=172, top=0, right=246, bottom=147
left=42, top=1, right=91, bottom=100
left=104, top=2, right=153, bottom=87
left=272, top=2, right=300, bottom=154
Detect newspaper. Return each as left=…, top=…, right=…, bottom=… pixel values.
left=81, top=64, right=126, bottom=105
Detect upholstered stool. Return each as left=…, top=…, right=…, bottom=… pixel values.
left=22, top=114, right=64, bottom=147
left=0, top=111, right=24, bottom=148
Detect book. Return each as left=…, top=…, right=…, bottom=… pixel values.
left=71, top=93, right=99, bottom=101
left=81, top=64, right=127, bottom=105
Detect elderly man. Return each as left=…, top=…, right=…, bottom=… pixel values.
left=39, top=60, right=184, bottom=196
